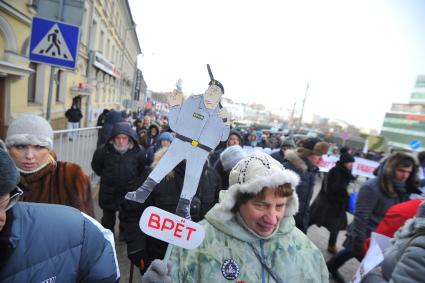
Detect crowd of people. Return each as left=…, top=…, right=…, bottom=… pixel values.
left=1, top=100, right=425, bottom=282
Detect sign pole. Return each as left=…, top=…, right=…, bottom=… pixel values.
left=163, top=244, right=174, bottom=264
left=46, top=66, right=56, bottom=121
left=46, top=0, right=63, bottom=121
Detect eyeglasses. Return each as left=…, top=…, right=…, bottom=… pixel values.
left=0, top=187, right=23, bottom=212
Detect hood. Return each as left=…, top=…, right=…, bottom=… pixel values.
left=377, top=152, right=420, bottom=197
left=148, top=124, right=160, bottom=133
left=107, top=122, right=138, bottom=145
left=105, top=110, right=123, bottom=125
left=283, top=150, right=308, bottom=172
left=204, top=203, right=297, bottom=243
left=228, top=130, right=243, bottom=146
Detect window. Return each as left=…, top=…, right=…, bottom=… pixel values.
left=111, top=45, right=115, bottom=63
left=106, top=38, right=110, bottom=59
left=27, top=62, right=37, bottom=103
left=99, top=30, right=105, bottom=52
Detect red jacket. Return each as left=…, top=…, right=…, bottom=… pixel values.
left=364, top=198, right=422, bottom=252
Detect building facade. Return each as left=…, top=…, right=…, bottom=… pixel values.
left=0, top=0, right=144, bottom=138
left=380, top=75, right=425, bottom=151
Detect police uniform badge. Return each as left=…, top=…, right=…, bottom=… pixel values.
left=221, top=259, right=240, bottom=280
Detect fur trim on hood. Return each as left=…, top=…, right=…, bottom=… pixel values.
left=214, top=152, right=300, bottom=221
left=378, top=152, right=420, bottom=197
left=283, top=149, right=308, bottom=172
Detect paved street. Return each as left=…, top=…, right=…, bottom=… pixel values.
left=92, top=174, right=361, bottom=283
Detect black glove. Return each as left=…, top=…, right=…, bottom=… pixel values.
left=142, top=259, right=172, bottom=283
left=128, top=249, right=149, bottom=271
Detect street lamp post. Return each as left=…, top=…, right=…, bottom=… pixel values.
left=298, top=82, right=309, bottom=131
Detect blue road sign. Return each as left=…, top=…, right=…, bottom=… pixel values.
left=29, top=17, right=80, bottom=70
left=410, top=139, right=421, bottom=151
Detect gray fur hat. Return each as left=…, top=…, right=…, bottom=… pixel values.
left=6, top=114, right=54, bottom=150
left=215, top=152, right=300, bottom=220
left=0, top=141, right=20, bottom=197
left=220, top=145, right=247, bottom=171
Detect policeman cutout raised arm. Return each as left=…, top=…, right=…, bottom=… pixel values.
left=125, top=64, right=230, bottom=220
left=168, top=89, right=184, bottom=108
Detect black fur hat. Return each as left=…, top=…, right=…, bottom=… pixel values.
left=0, top=142, right=20, bottom=197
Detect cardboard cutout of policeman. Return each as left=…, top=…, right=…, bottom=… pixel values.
left=126, top=65, right=230, bottom=220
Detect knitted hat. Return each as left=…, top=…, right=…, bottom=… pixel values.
left=0, top=143, right=20, bottom=197
left=159, top=132, right=173, bottom=143
left=339, top=153, right=355, bottom=164
left=216, top=152, right=300, bottom=220
left=220, top=145, right=247, bottom=171
left=6, top=114, right=54, bottom=150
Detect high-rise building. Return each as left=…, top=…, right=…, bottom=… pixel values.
left=380, top=75, right=425, bottom=151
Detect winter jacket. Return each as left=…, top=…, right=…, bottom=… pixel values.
left=120, top=161, right=221, bottom=273
left=364, top=199, right=422, bottom=252
left=281, top=150, right=318, bottom=233
left=168, top=204, right=329, bottom=283
left=344, top=178, right=411, bottom=259
left=270, top=149, right=285, bottom=164
left=97, top=110, right=123, bottom=147
left=92, top=123, right=147, bottom=211
left=65, top=107, right=83, bottom=123
left=361, top=216, right=425, bottom=283
left=0, top=202, right=119, bottom=282
left=19, top=154, right=94, bottom=216
left=309, top=162, right=355, bottom=232
left=213, top=158, right=231, bottom=190
left=146, top=124, right=160, bottom=147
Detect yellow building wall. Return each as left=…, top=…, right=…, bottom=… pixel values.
left=1, top=0, right=140, bottom=130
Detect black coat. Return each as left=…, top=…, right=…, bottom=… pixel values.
left=65, top=107, right=83, bottom=122
left=270, top=149, right=285, bottom=164
left=119, top=162, right=221, bottom=273
left=281, top=150, right=318, bottom=233
left=91, top=124, right=147, bottom=211
left=309, top=162, right=355, bottom=232
left=213, top=159, right=230, bottom=190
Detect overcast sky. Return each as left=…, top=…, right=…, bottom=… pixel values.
left=128, top=0, right=425, bottom=131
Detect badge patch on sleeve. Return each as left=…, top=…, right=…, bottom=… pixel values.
left=221, top=259, right=240, bottom=280
left=193, top=112, right=204, bottom=120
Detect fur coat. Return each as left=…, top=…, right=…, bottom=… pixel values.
left=19, top=155, right=94, bottom=216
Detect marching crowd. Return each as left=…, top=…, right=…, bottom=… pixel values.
left=1, top=101, right=425, bottom=282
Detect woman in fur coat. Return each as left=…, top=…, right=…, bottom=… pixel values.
left=4, top=114, right=94, bottom=216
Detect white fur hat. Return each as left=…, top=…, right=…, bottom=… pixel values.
left=6, top=114, right=54, bottom=150
left=216, top=152, right=300, bottom=220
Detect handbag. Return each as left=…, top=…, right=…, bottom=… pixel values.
left=347, top=191, right=357, bottom=214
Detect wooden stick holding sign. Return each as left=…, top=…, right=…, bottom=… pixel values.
left=139, top=206, right=206, bottom=263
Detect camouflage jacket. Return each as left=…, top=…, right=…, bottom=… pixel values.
left=169, top=205, right=329, bottom=283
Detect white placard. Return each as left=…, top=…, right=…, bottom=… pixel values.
left=352, top=158, right=380, bottom=178
left=139, top=206, right=205, bottom=250
left=351, top=232, right=391, bottom=283
left=318, top=154, right=339, bottom=172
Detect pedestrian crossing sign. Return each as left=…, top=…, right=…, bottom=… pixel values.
left=29, top=17, right=80, bottom=70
